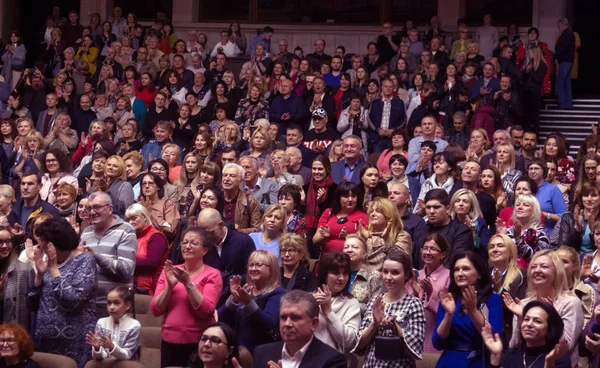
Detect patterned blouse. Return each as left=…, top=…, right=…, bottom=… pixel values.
left=350, top=267, right=382, bottom=316
left=358, top=293, right=426, bottom=368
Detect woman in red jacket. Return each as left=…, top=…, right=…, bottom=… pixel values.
left=516, top=27, right=552, bottom=96
left=135, top=72, right=158, bottom=110
left=470, top=96, right=496, bottom=140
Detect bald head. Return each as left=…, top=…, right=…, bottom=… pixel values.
left=388, top=183, right=410, bottom=208
left=285, top=146, right=302, bottom=169
left=197, top=208, right=226, bottom=242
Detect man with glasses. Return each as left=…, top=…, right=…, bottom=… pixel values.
left=197, top=208, right=255, bottom=307
left=132, top=46, right=158, bottom=77
left=424, top=189, right=474, bottom=264
left=388, top=183, right=426, bottom=267
left=331, top=136, right=366, bottom=185
left=8, top=172, right=59, bottom=247
left=306, top=39, right=332, bottom=72
left=79, top=192, right=138, bottom=317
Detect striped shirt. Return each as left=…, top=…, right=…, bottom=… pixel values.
left=80, top=216, right=138, bottom=307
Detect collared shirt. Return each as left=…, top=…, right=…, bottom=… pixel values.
left=216, top=227, right=228, bottom=256
left=281, top=336, right=313, bottom=368
left=380, top=96, right=392, bottom=131
left=344, top=160, right=359, bottom=179
left=407, top=135, right=449, bottom=165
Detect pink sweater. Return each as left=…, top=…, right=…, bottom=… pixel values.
left=150, top=264, right=223, bottom=344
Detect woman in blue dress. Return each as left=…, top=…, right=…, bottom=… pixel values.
left=433, top=251, right=502, bottom=368
left=26, top=218, right=97, bottom=368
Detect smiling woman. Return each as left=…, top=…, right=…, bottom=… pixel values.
left=0, top=323, right=40, bottom=368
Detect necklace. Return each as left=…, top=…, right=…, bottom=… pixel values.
left=523, top=352, right=544, bottom=368
left=57, top=251, right=74, bottom=269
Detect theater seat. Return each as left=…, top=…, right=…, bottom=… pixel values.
left=32, top=352, right=77, bottom=368
left=84, top=360, right=144, bottom=368
left=132, top=294, right=162, bottom=328
left=139, top=326, right=162, bottom=368
left=367, top=152, right=381, bottom=165
left=417, top=352, right=440, bottom=368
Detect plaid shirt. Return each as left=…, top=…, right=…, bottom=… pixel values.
left=380, top=97, right=392, bottom=131
left=359, top=293, right=425, bottom=368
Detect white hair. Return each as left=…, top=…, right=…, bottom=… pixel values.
left=88, top=191, right=112, bottom=205
left=223, top=163, right=244, bottom=179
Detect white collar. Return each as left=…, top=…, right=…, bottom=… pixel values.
left=282, top=336, right=313, bottom=362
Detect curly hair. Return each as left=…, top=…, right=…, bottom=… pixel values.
left=41, top=148, right=72, bottom=174
left=0, top=323, right=34, bottom=359
left=34, top=217, right=80, bottom=251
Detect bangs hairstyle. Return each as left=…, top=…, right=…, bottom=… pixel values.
left=511, top=194, right=541, bottom=229
left=0, top=323, right=34, bottom=359
left=201, top=162, right=222, bottom=184
left=278, top=184, right=302, bottom=210
left=489, top=234, right=523, bottom=291
left=331, top=182, right=360, bottom=215
left=317, top=252, right=352, bottom=297
left=248, top=250, right=281, bottom=293
left=125, top=203, right=154, bottom=228
left=526, top=250, right=570, bottom=300
left=279, top=233, right=311, bottom=269
left=388, top=154, right=408, bottom=169
left=423, top=233, right=449, bottom=263
left=366, top=196, right=404, bottom=236
left=260, top=204, right=288, bottom=233
left=448, top=188, right=483, bottom=221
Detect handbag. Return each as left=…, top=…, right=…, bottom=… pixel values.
left=374, top=324, right=406, bottom=361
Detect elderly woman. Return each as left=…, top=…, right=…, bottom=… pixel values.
left=314, top=252, right=361, bottom=363
left=42, top=113, right=78, bottom=155
left=271, top=150, right=300, bottom=186
left=39, top=148, right=78, bottom=205
left=160, top=143, right=182, bottom=184
left=249, top=204, right=287, bottom=263
left=138, top=172, right=180, bottom=241
left=279, top=233, right=318, bottom=292
left=101, top=155, right=135, bottom=217
left=449, top=188, right=491, bottom=253
left=406, top=233, right=450, bottom=354
left=342, top=235, right=381, bottom=315
left=125, top=203, right=169, bottom=295
left=488, top=234, right=527, bottom=346
left=0, top=185, right=15, bottom=218
left=0, top=227, right=35, bottom=330
left=150, top=227, right=223, bottom=367
left=356, top=251, right=426, bottom=368
left=0, top=323, right=41, bottom=367
left=497, top=194, right=551, bottom=266
left=218, top=250, right=285, bottom=352
left=313, top=182, right=369, bottom=258
left=359, top=197, right=411, bottom=270
left=503, top=250, right=584, bottom=367
left=54, top=182, right=77, bottom=220
left=27, top=218, right=97, bottom=368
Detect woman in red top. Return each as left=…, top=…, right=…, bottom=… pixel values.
left=333, top=73, right=353, bottom=120
left=312, top=181, right=369, bottom=257
left=126, top=203, right=169, bottom=295
left=470, top=96, right=495, bottom=140
left=135, top=72, right=157, bottom=110
left=540, top=134, right=576, bottom=193
left=498, top=177, right=542, bottom=228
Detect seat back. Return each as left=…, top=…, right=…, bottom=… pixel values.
left=367, top=152, right=381, bottom=165
left=139, top=326, right=162, bottom=368
left=32, top=352, right=78, bottom=368
left=416, top=352, right=441, bottom=368
left=84, top=360, right=145, bottom=368
left=131, top=294, right=162, bottom=328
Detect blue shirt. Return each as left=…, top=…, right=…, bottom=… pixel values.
left=407, top=136, right=448, bottom=165
left=323, top=72, right=342, bottom=88
left=536, top=182, right=567, bottom=234
left=344, top=162, right=359, bottom=180
left=249, top=232, right=280, bottom=264
left=249, top=35, right=271, bottom=57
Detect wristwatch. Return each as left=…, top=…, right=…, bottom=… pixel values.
left=185, top=281, right=195, bottom=290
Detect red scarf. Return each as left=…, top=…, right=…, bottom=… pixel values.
left=305, top=176, right=334, bottom=227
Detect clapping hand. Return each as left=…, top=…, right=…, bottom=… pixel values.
left=461, top=285, right=478, bottom=315
left=267, top=360, right=283, bottom=368
left=316, top=188, right=326, bottom=201
left=318, top=226, right=331, bottom=239
left=85, top=332, right=101, bottom=349
left=481, top=323, right=503, bottom=364
left=372, top=295, right=386, bottom=325
left=439, top=288, right=456, bottom=315
left=545, top=339, right=568, bottom=363
left=581, top=254, right=599, bottom=283
left=419, top=277, right=433, bottom=297
left=502, top=291, right=523, bottom=317
left=163, top=260, right=178, bottom=288
left=172, top=264, right=191, bottom=284
left=495, top=218, right=507, bottom=235
left=229, top=275, right=242, bottom=303
left=313, top=284, right=333, bottom=314
left=232, top=283, right=253, bottom=305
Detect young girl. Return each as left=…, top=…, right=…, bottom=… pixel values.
left=86, top=286, right=141, bottom=361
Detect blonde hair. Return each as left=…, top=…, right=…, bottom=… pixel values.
left=472, top=128, right=491, bottom=150
left=526, top=250, right=571, bottom=299
left=223, top=71, right=237, bottom=88
left=0, top=185, right=16, bottom=207
left=496, top=143, right=516, bottom=170
left=489, top=234, right=524, bottom=291
left=175, top=152, right=201, bottom=195
left=125, top=203, right=153, bottom=227
left=448, top=188, right=483, bottom=221
left=26, top=131, right=44, bottom=147
left=253, top=118, right=270, bottom=131
left=511, top=194, right=541, bottom=229
left=364, top=198, right=403, bottom=245
left=530, top=46, right=547, bottom=71
left=161, top=143, right=181, bottom=164
left=556, top=246, right=581, bottom=290
left=328, top=139, right=344, bottom=162
left=247, top=250, right=281, bottom=293
left=250, top=128, right=268, bottom=153
left=106, top=155, right=127, bottom=180
left=260, top=204, right=288, bottom=234
left=279, top=233, right=310, bottom=269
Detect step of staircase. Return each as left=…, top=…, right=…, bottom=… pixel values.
left=538, top=98, right=599, bottom=156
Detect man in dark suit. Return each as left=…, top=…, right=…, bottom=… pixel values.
left=368, top=78, right=406, bottom=153
left=252, top=290, right=347, bottom=368
left=331, top=135, right=366, bottom=185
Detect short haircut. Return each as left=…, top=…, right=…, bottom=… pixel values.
left=88, top=191, right=113, bottom=206
left=280, top=290, right=319, bottom=319
left=453, top=111, right=467, bottom=122
left=420, top=140, right=437, bottom=151
left=55, top=182, right=76, bottom=199
left=514, top=176, right=538, bottom=196
left=35, top=218, right=80, bottom=251
left=278, top=184, right=302, bottom=210
left=180, top=226, right=211, bottom=248
left=424, top=188, right=449, bottom=206
left=222, top=163, right=244, bottom=179
left=0, top=323, right=34, bottom=359
left=331, top=182, right=360, bottom=215
left=528, top=158, right=548, bottom=179
left=388, top=154, right=407, bottom=169
left=123, top=151, right=145, bottom=168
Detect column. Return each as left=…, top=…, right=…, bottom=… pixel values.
left=80, top=0, right=114, bottom=26
left=438, top=0, right=465, bottom=30
left=172, top=0, right=199, bottom=23
left=533, top=0, right=567, bottom=51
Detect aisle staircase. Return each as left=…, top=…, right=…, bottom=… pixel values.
left=538, top=98, right=600, bottom=156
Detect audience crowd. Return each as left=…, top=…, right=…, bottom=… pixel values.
left=0, top=5, right=597, bottom=368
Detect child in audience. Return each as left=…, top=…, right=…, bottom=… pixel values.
left=86, top=286, right=141, bottom=361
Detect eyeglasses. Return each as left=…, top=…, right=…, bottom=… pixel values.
left=0, top=239, right=11, bottom=246
left=199, top=335, right=225, bottom=345
left=248, top=263, right=268, bottom=269
left=0, top=338, right=16, bottom=345
left=46, top=158, right=58, bottom=163
left=281, top=248, right=298, bottom=255
left=151, top=167, right=166, bottom=172
left=85, top=204, right=110, bottom=212
left=422, top=246, right=441, bottom=254
left=181, top=241, right=202, bottom=248
left=141, top=181, right=156, bottom=186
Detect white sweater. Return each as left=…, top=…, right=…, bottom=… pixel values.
left=91, top=314, right=141, bottom=361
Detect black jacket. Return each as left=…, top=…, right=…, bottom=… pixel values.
left=555, top=28, right=575, bottom=63
left=281, top=265, right=319, bottom=292
left=252, top=337, right=347, bottom=368
left=70, top=108, right=97, bottom=136
left=493, top=89, right=521, bottom=129
left=427, top=218, right=475, bottom=264
left=8, top=196, right=60, bottom=251
left=555, top=212, right=590, bottom=252
left=142, top=107, right=177, bottom=140
left=302, top=91, right=337, bottom=132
